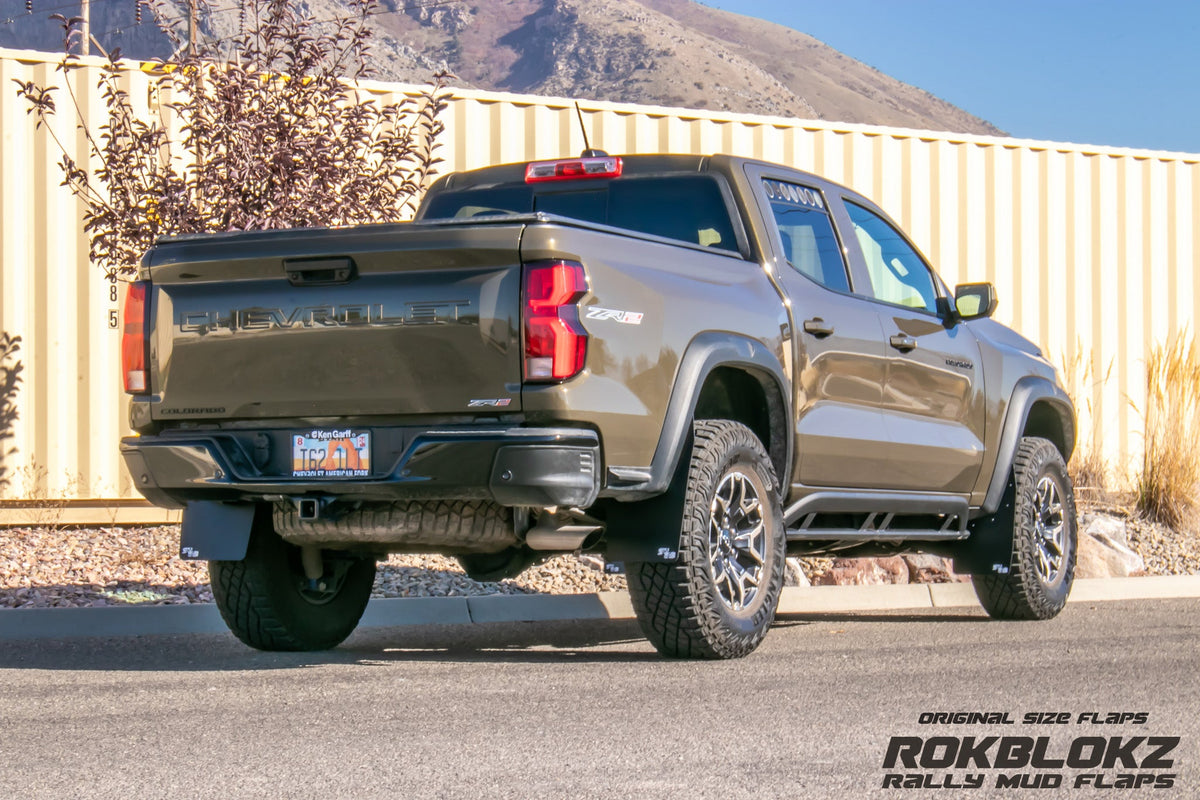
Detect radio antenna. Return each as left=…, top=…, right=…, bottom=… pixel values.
left=575, top=102, right=606, bottom=158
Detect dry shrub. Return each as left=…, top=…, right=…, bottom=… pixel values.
left=1059, top=341, right=1113, bottom=499
left=6, top=461, right=76, bottom=529
left=14, top=0, right=448, bottom=279
left=0, top=333, right=21, bottom=492
left=1136, top=334, right=1200, bottom=528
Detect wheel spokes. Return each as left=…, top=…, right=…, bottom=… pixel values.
left=732, top=521, right=765, bottom=564
left=711, top=553, right=731, bottom=596
left=1032, top=476, right=1067, bottom=584
left=1035, top=548, right=1051, bottom=581
left=707, top=470, right=769, bottom=612
left=726, top=556, right=754, bottom=607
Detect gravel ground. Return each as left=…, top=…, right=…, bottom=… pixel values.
left=1125, top=515, right=1200, bottom=575
left=0, top=507, right=1196, bottom=609
left=0, top=524, right=627, bottom=609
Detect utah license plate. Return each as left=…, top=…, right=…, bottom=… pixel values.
left=291, top=429, right=370, bottom=478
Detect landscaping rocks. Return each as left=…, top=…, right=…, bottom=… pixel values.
left=806, top=554, right=966, bottom=586
left=812, top=555, right=909, bottom=586
left=1076, top=514, right=1145, bottom=579
left=901, top=554, right=967, bottom=583
left=1126, top=513, right=1200, bottom=576
left=784, top=557, right=811, bottom=587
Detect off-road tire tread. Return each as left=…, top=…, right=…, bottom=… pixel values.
left=974, top=437, right=1077, bottom=621
left=210, top=556, right=296, bottom=651
left=626, top=420, right=785, bottom=659
left=210, top=519, right=375, bottom=651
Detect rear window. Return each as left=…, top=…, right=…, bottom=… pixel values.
left=421, top=175, right=740, bottom=253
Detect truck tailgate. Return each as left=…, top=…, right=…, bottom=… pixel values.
left=145, top=221, right=524, bottom=420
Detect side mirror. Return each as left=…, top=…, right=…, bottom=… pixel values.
left=953, top=282, right=998, bottom=320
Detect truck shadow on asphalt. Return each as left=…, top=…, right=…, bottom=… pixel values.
left=0, top=610, right=985, bottom=672
left=0, top=619, right=654, bottom=671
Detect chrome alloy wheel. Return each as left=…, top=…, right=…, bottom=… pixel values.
left=708, top=470, right=767, bottom=611
left=1032, top=475, right=1066, bottom=584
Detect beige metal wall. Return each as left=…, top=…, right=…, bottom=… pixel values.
left=1, top=47, right=1197, bottom=501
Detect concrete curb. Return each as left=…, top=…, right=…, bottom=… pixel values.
left=0, top=575, right=1196, bottom=641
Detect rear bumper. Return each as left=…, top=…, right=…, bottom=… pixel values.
left=121, top=427, right=602, bottom=510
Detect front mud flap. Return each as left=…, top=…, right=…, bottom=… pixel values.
left=180, top=501, right=256, bottom=561
left=953, top=480, right=1017, bottom=576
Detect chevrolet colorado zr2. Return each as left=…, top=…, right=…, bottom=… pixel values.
left=120, top=153, right=1077, bottom=658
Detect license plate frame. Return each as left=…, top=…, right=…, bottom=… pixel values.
left=291, top=430, right=371, bottom=479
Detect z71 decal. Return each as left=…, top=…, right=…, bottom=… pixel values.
left=586, top=307, right=644, bottom=325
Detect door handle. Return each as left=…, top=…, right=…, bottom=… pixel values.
left=803, top=318, right=834, bottom=338
left=889, top=334, right=918, bottom=352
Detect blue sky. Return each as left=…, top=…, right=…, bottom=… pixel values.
left=702, top=0, right=1198, bottom=154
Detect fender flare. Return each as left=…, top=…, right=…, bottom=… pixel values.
left=639, top=331, right=791, bottom=497
left=981, top=376, right=1076, bottom=514
left=601, top=333, right=791, bottom=563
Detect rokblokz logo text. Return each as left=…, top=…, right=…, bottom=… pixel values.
left=882, top=711, right=1179, bottom=790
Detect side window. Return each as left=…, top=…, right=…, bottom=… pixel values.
left=763, top=179, right=849, bottom=293
left=845, top=202, right=938, bottom=314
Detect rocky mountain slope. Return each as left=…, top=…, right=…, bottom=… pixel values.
left=0, top=0, right=1001, bottom=134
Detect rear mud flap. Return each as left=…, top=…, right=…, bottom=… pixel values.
left=599, top=433, right=691, bottom=564
left=180, top=501, right=256, bottom=561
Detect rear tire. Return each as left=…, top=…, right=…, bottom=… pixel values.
left=627, top=420, right=785, bottom=659
left=973, top=437, right=1077, bottom=620
left=210, top=510, right=376, bottom=651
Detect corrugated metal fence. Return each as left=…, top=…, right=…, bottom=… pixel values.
left=1, top=47, right=1197, bottom=505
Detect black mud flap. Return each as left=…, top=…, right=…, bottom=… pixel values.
left=180, top=501, right=256, bottom=561
left=952, top=480, right=1017, bottom=576
left=599, top=432, right=691, bottom=564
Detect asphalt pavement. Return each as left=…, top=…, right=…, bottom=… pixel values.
left=0, top=598, right=1196, bottom=799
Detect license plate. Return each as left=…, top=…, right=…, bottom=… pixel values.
left=291, top=430, right=370, bottom=478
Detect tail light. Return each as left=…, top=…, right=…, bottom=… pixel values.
left=523, top=260, right=587, bottom=381
left=122, top=281, right=150, bottom=394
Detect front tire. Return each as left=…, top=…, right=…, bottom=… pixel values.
left=209, top=510, right=376, bottom=651
left=627, top=420, right=786, bottom=659
left=973, top=436, right=1077, bottom=620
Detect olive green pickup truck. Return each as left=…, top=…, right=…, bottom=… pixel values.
left=120, top=153, right=1077, bottom=658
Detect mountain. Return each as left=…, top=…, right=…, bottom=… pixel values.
left=641, top=0, right=1002, bottom=134
left=0, top=0, right=1002, bottom=135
